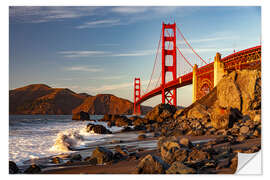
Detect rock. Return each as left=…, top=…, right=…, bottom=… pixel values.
left=217, top=71, right=242, bottom=110
left=136, top=154, right=169, bottom=174
left=187, top=103, right=209, bottom=119
left=51, top=157, right=62, bottom=164
left=128, top=152, right=139, bottom=160
left=115, top=145, right=129, bottom=156
left=216, top=158, right=230, bottom=169
left=173, top=108, right=185, bottom=119
left=160, top=140, right=188, bottom=164
left=236, top=135, right=246, bottom=142
left=160, top=109, right=173, bottom=119
left=91, top=147, right=113, bottom=164
left=240, top=126, right=249, bottom=135
left=235, top=70, right=261, bottom=113
left=115, top=116, right=131, bottom=127
left=107, top=121, right=115, bottom=127
left=153, top=132, right=161, bottom=137
left=166, top=161, right=195, bottom=174
left=70, top=154, right=82, bottom=161
left=111, top=139, right=123, bottom=144
left=86, top=123, right=112, bottom=134
left=210, top=104, right=242, bottom=129
left=138, top=134, right=147, bottom=140
left=9, top=161, right=19, bottom=174
left=145, top=104, right=176, bottom=122
left=84, top=156, right=97, bottom=165
left=72, top=111, right=90, bottom=120
left=121, top=126, right=133, bottom=132
left=253, top=114, right=261, bottom=124
left=186, top=149, right=210, bottom=164
left=179, top=137, right=192, bottom=148
left=230, top=156, right=238, bottom=172
left=24, top=164, right=41, bottom=174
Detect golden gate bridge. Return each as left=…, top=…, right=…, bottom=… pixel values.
left=133, top=22, right=261, bottom=114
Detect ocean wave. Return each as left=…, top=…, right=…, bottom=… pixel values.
left=50, top=130, right=84, bottom=152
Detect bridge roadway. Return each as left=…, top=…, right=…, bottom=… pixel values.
left=136, top=45, right=261, bottom=105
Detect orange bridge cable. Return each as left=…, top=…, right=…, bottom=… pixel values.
left=145, top=30, right=162, bottom=93
left=176, top=46, right=193, bottom=68
left=176, top=25, right=207, bottom=65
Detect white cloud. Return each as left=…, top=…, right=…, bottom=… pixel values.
left=111, top=50, right=154, bottom=57
left=58, top=50, right=108, bottom=58
left=10, top=6, right=100, bottom=23
left=76, top=19, right=121, bottom=29
left=58, top=49, right=154, bottom=58
left=64, top=66, right=103, bottom=72
left=111, top=7, right=148, bottom=14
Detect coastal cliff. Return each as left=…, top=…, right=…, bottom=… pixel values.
left=9, top=84, right=152, bottom=115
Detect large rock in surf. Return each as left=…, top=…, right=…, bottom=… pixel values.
left=136, top=154, right=169, bottom=174
left=86, top=123, right=112, bottom=134
left=72, top=111, right=90, bottom=120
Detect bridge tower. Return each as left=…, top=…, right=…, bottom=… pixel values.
left=161, top=22, right=177, bottom=106
left=134, top=78, right=141, bottom=115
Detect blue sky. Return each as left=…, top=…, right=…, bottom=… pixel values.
left=9, top=6, right=261, bottom=107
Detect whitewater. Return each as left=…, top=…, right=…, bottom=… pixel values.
left=9, top=115, right=124, bottom=165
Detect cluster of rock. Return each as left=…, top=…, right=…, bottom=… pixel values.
left=136, top=137, right=241, bottom=174
left=134, top=69, right=261, bottom=174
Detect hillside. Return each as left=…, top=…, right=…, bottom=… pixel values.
left=72, top=94, right=152, bottom=115
left=9, top=84, right=153, bottom=115
left=9, top=84, right=87, bottom=115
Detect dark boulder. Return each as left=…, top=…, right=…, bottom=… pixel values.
left=51, top=157, right=63, bottom=164
left=115, top=145, right=129, bottom=156
left=24, top=164, right=41, bottom=174
left=136, top=154, right=169, bottom=174
left=86, top=123, right=112, bottom=134
left=72, top=111, right=90, bottom=120
left=9, top=161, right=19, bottom=174
left=69, top=154, right=82, bottom=161
left=138, top=134, right=147, bottom=140
left=186, top=149, right=210, bottom=164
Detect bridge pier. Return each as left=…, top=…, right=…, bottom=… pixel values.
left=161, top=22, right=177, bottom=106
left=214, top=52, right=225, bottom=87
left=192, top=64, right=198, bottom=103
left=133, top=78, right=141, bottom=115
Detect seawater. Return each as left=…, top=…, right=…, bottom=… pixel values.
left=9, top=115, right=124, bottom=165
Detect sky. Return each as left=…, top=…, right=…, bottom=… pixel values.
left=9, top=6, right=261, bottom=107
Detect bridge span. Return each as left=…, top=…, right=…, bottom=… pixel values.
left=133, top=22, right=261, bottom=114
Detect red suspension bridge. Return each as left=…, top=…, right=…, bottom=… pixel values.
left=133, top=22, right=261, bottom=114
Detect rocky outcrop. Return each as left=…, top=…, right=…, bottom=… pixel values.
left=86, top=123, right=112, bottom=134
left=72, top=111, right=90, bottom=120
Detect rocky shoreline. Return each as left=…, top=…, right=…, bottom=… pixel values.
left=9, top=69, right=261, bottom=174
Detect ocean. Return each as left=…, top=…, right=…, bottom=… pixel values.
left=9, top=115, right=126, bottom=166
